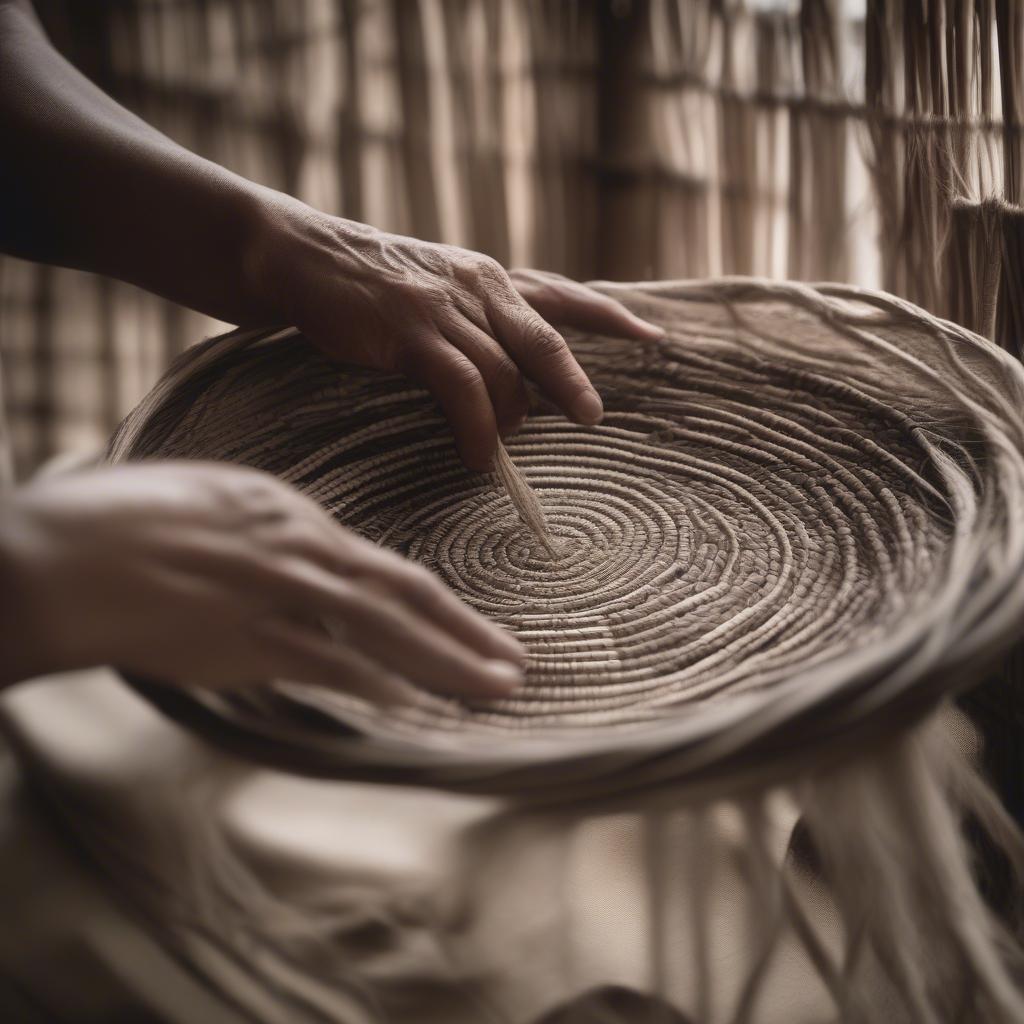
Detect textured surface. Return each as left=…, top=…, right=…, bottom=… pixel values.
left=108, top=279, right=1024, bottom=798
left=39, top=278, right=1024, bottom=1022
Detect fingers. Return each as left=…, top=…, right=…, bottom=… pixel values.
left=196, top=530, right=526, bottom=700
left=181, top=485, right=527, bottom=667
left=513, top=273, right=665, bottom=342
left=255, top=618, right=419, bottom=706
left=400, top=336, right=499, bottom=471
left=442, top=318, right=529, bottom=437
left=337, top=542, right=526, bottom=666
left=267, top=505, right=526, bottom=666
left=484, top=288, right=605, bottom=427
left=323, top=583, right=524, bottom=699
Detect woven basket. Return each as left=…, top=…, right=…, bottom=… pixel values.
left=108, top=278, right=1024, bottom=801
left=99, top=278, right=1024, bottom=1021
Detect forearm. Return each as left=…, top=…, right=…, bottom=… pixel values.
left=0, top=0, right=289, bottom=326
left=0, top=2, right=662, bottom=471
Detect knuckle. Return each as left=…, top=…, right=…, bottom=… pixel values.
left=239, top=471, right=285, bottom=501
left=522, top=317, right=565, bottom=358
left=431, top=242, right=463, bottom=268
left=450, top=354, right=485, bottom=389
left=412, top=281, right=450, bottom=311
left=470, top=253, right=505, bottom=280
left=491, top=354, right=524, bottom=392
left=273, top=517, right=321, bottom=555
left=219, top=475, right=281, bottom=519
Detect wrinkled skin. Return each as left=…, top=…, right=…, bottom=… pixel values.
left=0, top=0, right=664, bottom=697
left=253, top=201, right=664, bottom=470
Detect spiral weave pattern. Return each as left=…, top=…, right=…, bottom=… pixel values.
left=109, top=280, right=1024, bottom=794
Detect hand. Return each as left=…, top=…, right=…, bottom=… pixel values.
left=506, top=268, right=663, bottom=341
left=0, top=2, right=660, bottom=470
left=252, top=200, right=663, bottom=471
left=0, top=462, right=525, bottom=703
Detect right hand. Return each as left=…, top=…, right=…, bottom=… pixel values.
left=0, top=461, right=525, bottom=704
left=249, top=199, right=663, bottom=471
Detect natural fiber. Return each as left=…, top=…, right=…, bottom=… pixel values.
left=492, top=440, right=560, bottom=560
left=108, top=278, right=1024, bottom=794
left=98, top=278, right=1024, bottom=1021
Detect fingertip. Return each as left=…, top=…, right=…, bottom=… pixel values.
left=461, top=438, right=498, bottom=473
left=489, top=628, right=527, bottom=666
left=602, top=301, right=664, bottom=340
left=480, top=658, right=526, bottom=696
left=570, top=388, right=604, bottom=426
left=628, top=316, right=667, bottom=341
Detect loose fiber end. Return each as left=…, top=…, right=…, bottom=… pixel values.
left=493, top=441, right=562, bottom=560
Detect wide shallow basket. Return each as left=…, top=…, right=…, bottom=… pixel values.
left=108, top=279, right=1024, bottom=802
left=79, top=278, right=1024, bottom=1022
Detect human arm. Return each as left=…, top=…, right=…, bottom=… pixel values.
left=0, top=1, right=662, bottom=471
left=0, top=462, right=525, bottom=698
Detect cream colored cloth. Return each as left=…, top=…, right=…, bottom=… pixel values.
left=0, top=669, right=841, bottom=1023
left=0, top=750, right=249, bottom=1022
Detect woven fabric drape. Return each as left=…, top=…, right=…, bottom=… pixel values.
left=3, top=0, right=1024, bottom=478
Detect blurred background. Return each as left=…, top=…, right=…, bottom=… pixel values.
left=3, top=0, right=1022, bottom=480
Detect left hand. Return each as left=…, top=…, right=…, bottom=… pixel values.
left=251, top=200, right=663, bottom=471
